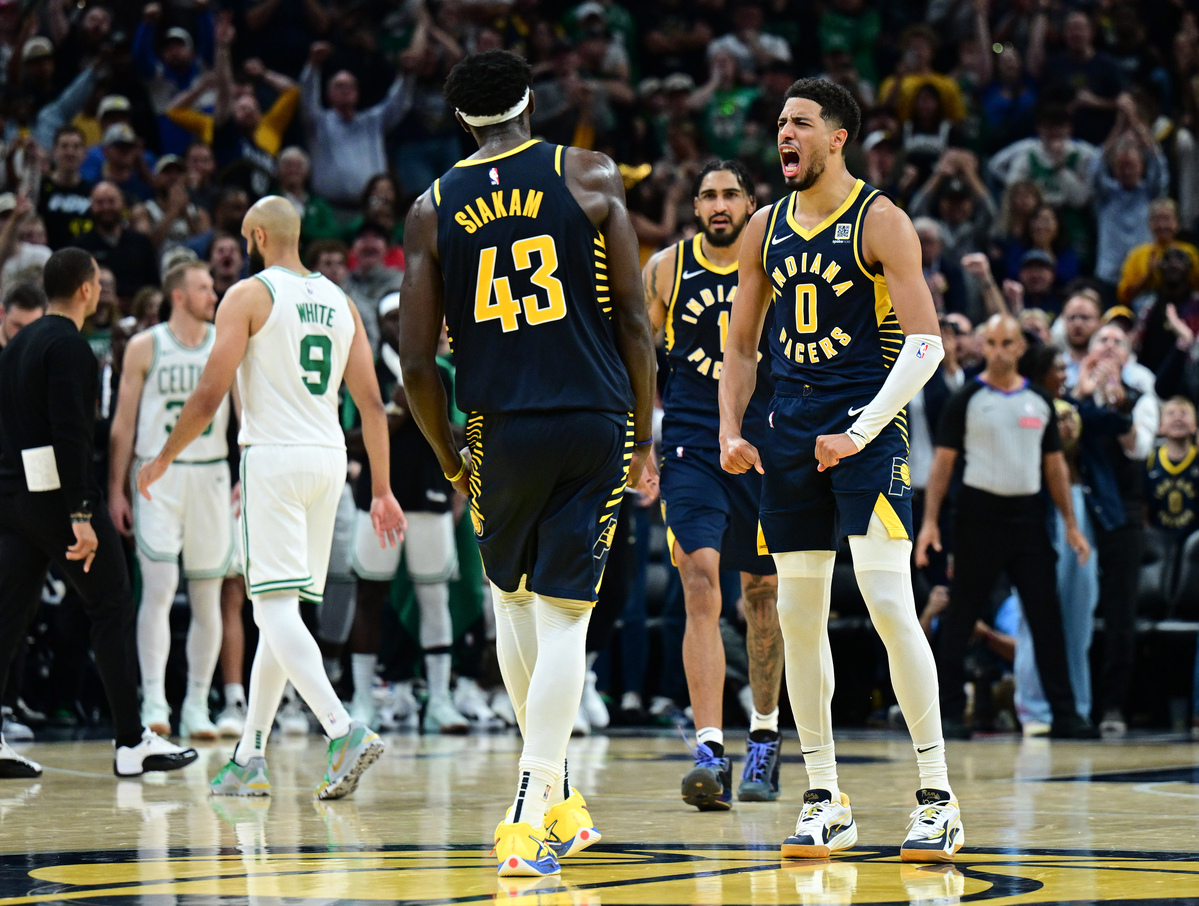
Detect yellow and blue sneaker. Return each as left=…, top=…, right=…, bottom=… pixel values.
left=544, top=788, right=602, bottom=858
left=494, top=821, right=561, bottom=877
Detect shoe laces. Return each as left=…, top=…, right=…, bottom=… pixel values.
left=679, top=728, right=723, bottom=770
left=906, top=799, right=953, bottom=839
left=743, top=736, right=778, bottom=781
left=795, top=798, right=837, bottom=832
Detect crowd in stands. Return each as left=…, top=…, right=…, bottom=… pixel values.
left=1, top=0, right=1198, bottom=742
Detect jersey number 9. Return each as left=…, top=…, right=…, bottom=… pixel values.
left=299, top=334, right=333, bottom=395
left=475, top=234, right=567, bottom=332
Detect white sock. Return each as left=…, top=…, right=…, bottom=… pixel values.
left=492, top=580, right=537, bottom=736
left=351, top=653, right=377, bottom=699
left=801, top=741, right=840, bottom=799
left=548, top=759, right=569, bottom=807
left=914, top=740, right=952, bottom=796
left=510, top=760, right=558, bottom=829
left=224, top=683, right=245, bottom=705
left=253, top=594, right=351, bottom=739
left=424, top=651, right=452, bottom=700
left=235, top=636, right=287, bottom=765
left=750, top=708, right=780, bottom=734
left=416, top=581, right=452, bottom=649
left=184, top=577, right=222, bottom=706
left=696, top=726, right=724, bottom=751
left=136, top=555, right=180, bottom=706
left=512, top=594, right=591, bottom=826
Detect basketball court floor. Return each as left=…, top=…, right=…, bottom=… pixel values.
left=0, top=730, right=1197, bottom=905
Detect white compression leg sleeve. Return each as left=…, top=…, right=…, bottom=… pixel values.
left=773, top=550, right=839, bottom=797
left=510, top=593, right=593, bottom=829
left=849, top=514, right=951, bottom=794
left=253, top=593, right=351, bottom=739
left=416, top=582, right=453, bottom=700
left=136, top=555, right=180, bottom=706
left=235, top=634, right=288, bottom=765
left=184, top=578, right=223, bottom=705
left=493, top=580, right=536, bottom=736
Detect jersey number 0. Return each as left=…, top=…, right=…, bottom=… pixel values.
left=475, top=234, right=567, bottom=332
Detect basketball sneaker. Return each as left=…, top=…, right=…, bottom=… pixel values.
left=379, top=681, right=419, bottom=731
left=315, top=721, right=384, bottom=800
left=580, top=671, right=609, bottom=730
left=1, top=707, right=33, bottom=742
left=494, top=821, right=561, bottom=877
left=782, top=790, right=857, bottom=858
left=681, top=741, right=732, bottom=811
left=180, top=698, right=219, bottom=740
left=114, top=728, right=198, bottom=777
left=454, top=677, right=499, bottom=725
left=209, top=756, right=271, bottom=796
left=141, top=697, right=172, bottom=737
left=900, top=789, right=964, bottom=863
left=216, top=700, right=246, bottom=738
left=0, top=741, right=41, bottom=778
left=543, top=788, right=602, bottom=858
left=490, top=688, right=519, bottom=727
left=423, top=695, right=469, bottom=734
left=738, top=730, right=782, bottom=801
left=278, top=697, right=310, bottom=735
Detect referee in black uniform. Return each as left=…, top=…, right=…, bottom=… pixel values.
left=916, top=314, right=1098, bottom=740
left=0, top=247, right=196, bottom=778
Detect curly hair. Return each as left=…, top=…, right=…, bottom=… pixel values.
left=783, top=78, right=861, bottom=144
left=443, top=50, right=533, bottom=121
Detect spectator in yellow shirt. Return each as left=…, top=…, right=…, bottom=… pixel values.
left=1116, top=199, right=1199, bottom=305
left=878, top=25, right=966, bottom=124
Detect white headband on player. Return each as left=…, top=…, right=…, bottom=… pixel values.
left=458, top=88, right=531, bottom=127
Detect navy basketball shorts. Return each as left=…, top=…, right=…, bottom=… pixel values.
left=660, top=445, right=777, bottom=576
left=758, top=385, right=913, bottom=554
left=466, top=409, right=631, bottom=602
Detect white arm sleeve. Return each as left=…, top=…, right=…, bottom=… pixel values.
left=846, top=333, right=945, bottom=451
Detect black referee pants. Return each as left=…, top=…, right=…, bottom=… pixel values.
left=0, top=489, right=142, bottom=746
left=938, top=490, right=1078, bottom=725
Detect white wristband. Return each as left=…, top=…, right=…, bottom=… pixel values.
left=847, top=333, right=944, bottom=451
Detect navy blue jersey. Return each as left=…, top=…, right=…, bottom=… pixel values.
left=761, top=180, right=903, bottom=393
left=661, top=234, right=774, bottom=449
left=434, top=140, right=634, bottom=415
left=1145, top=444, right=1199, bottom=537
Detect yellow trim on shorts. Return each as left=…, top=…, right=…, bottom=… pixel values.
left=757, top=520, right=769, bottom=555
left=873, top=494, right=909, bottom=540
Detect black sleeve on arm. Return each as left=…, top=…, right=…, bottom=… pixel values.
left=935, top=380, right=976, bottom=451
left=1038, top=387, right=1062, bottom=453
left=46, top=334, right=98, bottom=513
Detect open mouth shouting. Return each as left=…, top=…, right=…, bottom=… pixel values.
left=779, top=145, right=800, bottom=179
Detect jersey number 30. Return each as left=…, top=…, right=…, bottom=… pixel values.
left=300, top=334, right=333, bottom=395
left=475, top=235, right=567, bottom=332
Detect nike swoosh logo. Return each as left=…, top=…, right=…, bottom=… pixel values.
left=848, top=405, right=867, bottom=417
left=331, top=742, right=347, bottom=773
left=681, top=269, right=705, bottom=280
left=916, top=745, right=938, bottom=754
left=771, top=232, right=792, bottom=245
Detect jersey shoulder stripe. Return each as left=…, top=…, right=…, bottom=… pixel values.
left=664, top=238, right=685, bottom=352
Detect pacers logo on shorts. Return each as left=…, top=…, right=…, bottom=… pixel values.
left=593, top=514, right=618, bottom=560
left=889, top=457, right=911, bottom=498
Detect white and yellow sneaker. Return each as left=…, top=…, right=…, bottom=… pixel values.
left=900, top=789, right=964, bottom=863
left=782, top=789, right=858, bottom=859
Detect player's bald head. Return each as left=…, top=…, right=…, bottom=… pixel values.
left=242, top=195, right=301, bottom=245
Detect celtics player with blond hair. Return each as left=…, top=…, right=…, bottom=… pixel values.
left=139, top=196, right=405, bottom=799
left=109, top=260, right=232, bottom=740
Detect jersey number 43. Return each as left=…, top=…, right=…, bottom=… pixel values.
left=475, top=234, right=567, bottom=332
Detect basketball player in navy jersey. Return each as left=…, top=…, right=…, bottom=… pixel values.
left=398, top=51, right=656, bottom=878
left=643, top=160, right=784, bottom=810
left=719, top=78, right=962, bottom=862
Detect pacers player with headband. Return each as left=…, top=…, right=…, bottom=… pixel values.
left=399, top=51, right=656, bottom=878
left=139, top=196, right=405, bottom=800
left=719, top=78, right=961, bottom=862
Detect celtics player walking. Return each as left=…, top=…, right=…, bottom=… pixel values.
left=642, top=160, right=784, bottom=809
left=399, top=51, right=656, bottom=878
left=719, top=79, right=962, bottom=861
left=109, top=261, right=232, bottom=740
left=139, top=196, right=405, bottom=800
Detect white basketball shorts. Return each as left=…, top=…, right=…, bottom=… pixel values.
left=351, top=509, right=457, bottom=583
left=134, top=459, right=233, bottom=579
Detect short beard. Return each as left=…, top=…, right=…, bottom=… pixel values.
left=703, top=220, right=743, bottom=248
left=247, top=239, right=264, bottom=275
left=786, top=156, right=826, bottom=192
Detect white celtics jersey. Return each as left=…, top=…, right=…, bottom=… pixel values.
left=135, top=322, right=230, bottom=462
left=237, top=266, right=354, bottom=448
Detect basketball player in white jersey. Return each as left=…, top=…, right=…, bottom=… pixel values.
left=139, top=196, right=405, bottom=799
left=109, top=261, right=232, bottom=741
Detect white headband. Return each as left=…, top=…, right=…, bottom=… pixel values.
left=458, top=88, right=530, bottom=128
